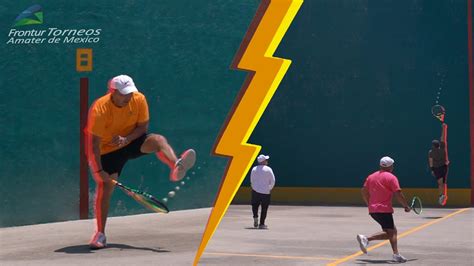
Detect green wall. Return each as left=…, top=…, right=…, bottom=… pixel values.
left=246, top=0, right=471, bottom=189
left=0, top=0, right=259, bottom=227
left=2, top=0, right=471, bottom=227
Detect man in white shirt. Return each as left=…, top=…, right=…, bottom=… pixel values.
left=250, top=154, right=276, bottom=229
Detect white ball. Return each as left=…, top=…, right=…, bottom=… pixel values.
left=168, top=191, right=176, bottom=198
left=175, top=186, right=180, bottom=191
left=180, top=181, right=185, bottom=186
left=162, top=198, right=168, bottom=203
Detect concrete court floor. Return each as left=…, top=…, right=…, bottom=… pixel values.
left=201, top=205, right=474, bottom=266
left=0, top=208, right=209, bottom=266
left=1, top=206, right=473, bottom=266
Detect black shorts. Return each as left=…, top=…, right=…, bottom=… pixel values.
left=101, top=134, right=149, bottom=176
left=432, top=165, right=448, bottom=183
left=370, top=213, right=395, bottom=230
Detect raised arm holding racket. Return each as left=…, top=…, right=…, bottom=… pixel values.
left=85, top=75, right=196, bottom=249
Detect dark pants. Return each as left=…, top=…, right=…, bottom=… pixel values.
left=251, top=190, right=271, bottom=225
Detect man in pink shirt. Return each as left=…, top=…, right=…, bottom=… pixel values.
left=357, top=156, right=411, bottom=263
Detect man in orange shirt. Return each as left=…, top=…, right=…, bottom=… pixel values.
left=86, top=75, right=195, bottom=249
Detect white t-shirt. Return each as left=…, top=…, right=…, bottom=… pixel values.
left=250, top=165, right=276, bottom=194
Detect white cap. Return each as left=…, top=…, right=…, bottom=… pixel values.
left=109, top=75, right=138, bottom=95
left=380, top=156, right=394, bottom=167
left=257, top=154, right=269, bottom=163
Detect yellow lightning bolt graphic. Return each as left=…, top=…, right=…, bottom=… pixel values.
left=193, top=0, right=303, bottom=265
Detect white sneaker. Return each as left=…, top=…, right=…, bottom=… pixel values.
left=89, top=232, right=107, bottom=249
left=438, top=195, right=444, bottom=206
left=440, top=194, right=448, bottom=206
left=170, top=149, right=196, bottom=182
left=253, top=218, right=258, bottom=228
left=356, top=234, right=368, bottom=254
left=393, top=253, right=407, bottom=263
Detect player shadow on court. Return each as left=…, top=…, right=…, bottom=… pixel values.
left=355, top=258, right=418, bottom=264
left=55, top=244, right=170, bottom=254
left=422, top=216, right=443, bottom=219
left=244, top=227, right=268, bottom=230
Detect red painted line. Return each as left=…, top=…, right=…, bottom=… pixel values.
left=468, top=0, right=474, bottom=206
left=80, top=77, right=89, bottom=219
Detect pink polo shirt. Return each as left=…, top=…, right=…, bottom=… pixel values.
left=363, top=170, right=401, bottom=213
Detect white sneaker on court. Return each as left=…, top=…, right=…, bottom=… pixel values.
left=356, top=234, right=368, bottom=254
left=393, top=253, right=407, bottom=263
left=89, top=232, right=107, bottom=249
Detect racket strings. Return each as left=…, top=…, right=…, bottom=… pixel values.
left=411, top=197, right=423, bottom=214
left=116, top=183, right=169, bottom=213
left=135, top=193, right=168, bottom=213
left=434, top=72, right=446, bottom=105
left=431, top=104, right=445, bottom=122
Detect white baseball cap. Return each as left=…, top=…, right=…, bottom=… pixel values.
left=380, top=156, right=394, bottom=167
left=109, top=75, right=138, bottom=95
left=257, top=154, right=270, bottom=163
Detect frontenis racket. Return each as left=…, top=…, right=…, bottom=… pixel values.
left=410, top=196, right=423, bottom=215
left=112, top=179, right=169, bottom=214
left=431, top=104, right=445, bottom=123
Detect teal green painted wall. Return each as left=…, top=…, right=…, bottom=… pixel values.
left=246, top=0, right=471, bottom=189
left=0, top=1, right=259, bottom=227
